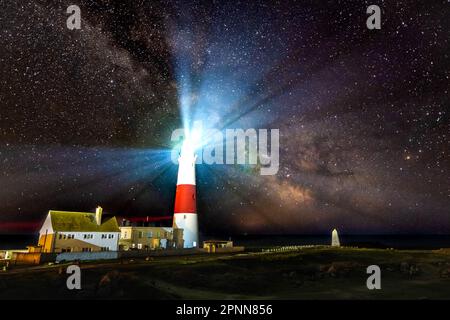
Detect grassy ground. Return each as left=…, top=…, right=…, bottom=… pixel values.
left=1, top=247, right=450, bottom=299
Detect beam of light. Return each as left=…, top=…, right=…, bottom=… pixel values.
left=165, top=3, right=400, bottom=235
left=167, top=5, right=310, bottom=162
left=182, top=120, right=204, bottom=153
left=166, top=1, right=372, bottom=148
left=0, top=146, right=175, bottom=213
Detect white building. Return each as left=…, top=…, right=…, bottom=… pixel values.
left=119, top=226, right=183, bottom=250
left=37, top=206, right=120, bottom=253
left=331, top=228, right=341, bottom=247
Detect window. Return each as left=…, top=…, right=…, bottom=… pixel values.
left=108, top=234, right=114, bottom=239
left=147, top=231, right=153, bottom=238
left=101, top=234, right=106, bottom=239
left=137, top=243, right=142, bottom=249
left=101, top=247, right=109, bottom=251
left=59, top=234, right=63, bottom=240
left=138, top=231, right=143, bottom=239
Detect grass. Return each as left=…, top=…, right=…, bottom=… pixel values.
left=1, top=247, right=450, bottom=299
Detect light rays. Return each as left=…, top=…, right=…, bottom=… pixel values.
left=0, top=146, right=175, bottom=219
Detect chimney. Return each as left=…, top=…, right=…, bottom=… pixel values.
left=95, top=206, right=103, bottom=226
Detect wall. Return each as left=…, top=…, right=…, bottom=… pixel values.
left=11, top=252, right=56, bottom=265
left=38, top=232, right=120, bottom=253
left=56, top=251, right=119, bottom=262
left=119, top=248, right=205, bottom=258
left=214, top=246, right=245, bottom=253
left=55, top=232, right=120, bottom=251
left=53, top=238, right=103, bottom=253
left=10, top=249, right=204, bottom=264
left=38, top=214, right=56, bottom=252
left=38, top=234, right=55, bottom=253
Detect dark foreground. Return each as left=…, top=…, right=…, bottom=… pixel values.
left=2, top=247, right=450, bottom=299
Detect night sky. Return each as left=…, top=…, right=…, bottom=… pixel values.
left=0, top=0, right=449, bottom=235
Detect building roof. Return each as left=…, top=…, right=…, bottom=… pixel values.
left=49, top=210, right=120, bottom=232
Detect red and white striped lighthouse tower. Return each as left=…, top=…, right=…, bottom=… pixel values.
left=172, top=138, right=198, bottom=248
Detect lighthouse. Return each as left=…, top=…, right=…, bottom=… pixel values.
left=173, top=137, right=199, bottom=248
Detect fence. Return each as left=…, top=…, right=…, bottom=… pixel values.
left=261, top=245, right=319, bottom=253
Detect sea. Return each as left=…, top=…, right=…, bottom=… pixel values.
left=230, top=234, right=450, bottom=250
left=2, top=234, right=450, bottom=250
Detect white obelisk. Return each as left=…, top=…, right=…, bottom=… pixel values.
left=331, top=229, right=340, bottom=247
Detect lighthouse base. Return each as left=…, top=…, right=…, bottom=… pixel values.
left=173, top=213, right=198, bottom=248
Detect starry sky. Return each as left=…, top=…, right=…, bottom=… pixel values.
left=0, top=0, right=449, bottom=235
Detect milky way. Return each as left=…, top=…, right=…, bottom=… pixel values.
left=0, top=0, right=449, bottom=235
